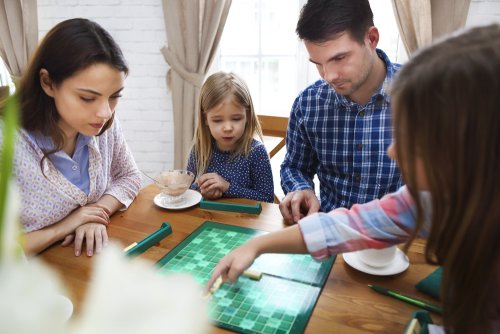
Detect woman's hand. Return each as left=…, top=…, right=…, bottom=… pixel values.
left=62, top=223, right=109, bottom=257
left=24, top=205, right=110, bottom=256
left=63, top=205, right=110, bottom=231
left=86, top=202, right=112, bottom=215
left=59, top=205, right=110, bottom=256
left=198, top=173, right=229, bottom=199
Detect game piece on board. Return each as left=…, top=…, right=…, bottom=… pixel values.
left=203, top=276, right=224, bottom=301
left=210, top=276, right=223, bottom=294
left=243, top=269, right=263, bottom=281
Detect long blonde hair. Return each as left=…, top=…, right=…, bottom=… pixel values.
left=391, top=25, right=500, bottom=334
left=190, top=72, right=263, bottom=178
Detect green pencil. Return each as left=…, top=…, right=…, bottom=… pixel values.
left=368, top=284, right=443, bottom=315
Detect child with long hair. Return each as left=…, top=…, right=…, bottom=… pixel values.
left=5, top=18, right=141, bottom=257
left=207, top=25, right=500, bottom=333
left=187, top=71, right=274, bottom=203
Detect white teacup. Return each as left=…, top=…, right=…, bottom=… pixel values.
left=358, top=246, right=397, bottom=268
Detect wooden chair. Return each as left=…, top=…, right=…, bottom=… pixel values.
left=258, top=115, right=289, bottom=203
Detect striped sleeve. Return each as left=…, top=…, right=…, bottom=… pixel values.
left=298, top=186, right=422, bottom=260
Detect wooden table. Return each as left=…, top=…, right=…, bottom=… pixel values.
left=40, top=184, right=441, bottom=333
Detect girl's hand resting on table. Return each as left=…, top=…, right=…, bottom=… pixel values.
left=198, top=173, right=229, bottom=199
left=205, top=241, right=259, bottom=293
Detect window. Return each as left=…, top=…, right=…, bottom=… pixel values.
left=217, top=0, right=406, bottom=117
left=0, top=58, right=15, bottom=93
left=371, top=0, right=408, bottom=64
left=217, top=0, right=309, bottom=116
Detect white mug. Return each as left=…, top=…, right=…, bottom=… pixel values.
left=358, top=246, right=397, bottom=268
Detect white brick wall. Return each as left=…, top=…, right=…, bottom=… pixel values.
left=35, top=0, right=500, bottom=190
left=38, top=0, right=173, bottom=186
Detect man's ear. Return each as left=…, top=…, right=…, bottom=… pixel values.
left=39, top=68, right=55, bottom=97
left=366, top=26, right=380, bottom=49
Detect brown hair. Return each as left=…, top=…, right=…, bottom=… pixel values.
left=190, top=71, right=263, bottom=178
left=391, top=24, right=500, bottom=333
left=16, top=18, right=128, bottom=166
left=296, top=0, right=374, bottom=44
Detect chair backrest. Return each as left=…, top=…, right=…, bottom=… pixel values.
left=258, top=115, right=288, bottom=158
left=258, top=115, right=289, bottom=203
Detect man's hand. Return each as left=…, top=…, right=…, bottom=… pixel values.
left=279, top=189, right=320, bottom=224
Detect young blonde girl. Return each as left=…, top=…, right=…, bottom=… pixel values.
left=207, top=25, right=500, bottom=333
left=187, top=72, right=274, bottom=203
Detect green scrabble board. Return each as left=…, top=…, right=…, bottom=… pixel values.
left=156, top=221, right=335, bottom=334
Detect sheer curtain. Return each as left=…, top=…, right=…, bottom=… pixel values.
left=391, top=0, right=471, bottom=55
left=0, top=0, right=38, bottom=80
left=161, top=0, right=232, bottom=168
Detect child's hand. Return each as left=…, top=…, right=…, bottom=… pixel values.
left=198, top=173, right=229, bottom=197
left=203, top=189, right=223, bottom=199
left=205, top=242, right=258, bottom=294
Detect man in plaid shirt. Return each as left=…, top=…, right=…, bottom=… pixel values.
left=279, top=0, right=403, bottom=224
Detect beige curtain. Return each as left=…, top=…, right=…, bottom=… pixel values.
left=391, top=0, right=471, bottom=55
left=161, top=0, right=232, bottom=168
left=0, top=0, right=38, bottom=79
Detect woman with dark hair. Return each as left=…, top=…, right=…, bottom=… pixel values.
left=12, top=18, right=141, bottom=256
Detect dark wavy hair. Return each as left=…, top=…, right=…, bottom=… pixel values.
left=296, top=0, right=374, bottom=43
left=392, top=24, right=500, bottom=334
left=16, top=18, right=128, bottom=166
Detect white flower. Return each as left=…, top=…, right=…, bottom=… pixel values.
left=0, top=259, right=70, bottom=334
left=69, top=244, right=210, bottom=334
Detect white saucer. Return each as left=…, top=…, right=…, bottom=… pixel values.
left=343, top=248, right=409, bottom=276
left=153, top=189, right=202, bottom=210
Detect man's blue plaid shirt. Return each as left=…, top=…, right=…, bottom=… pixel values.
left=280, top=49, right=404, bottom=212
